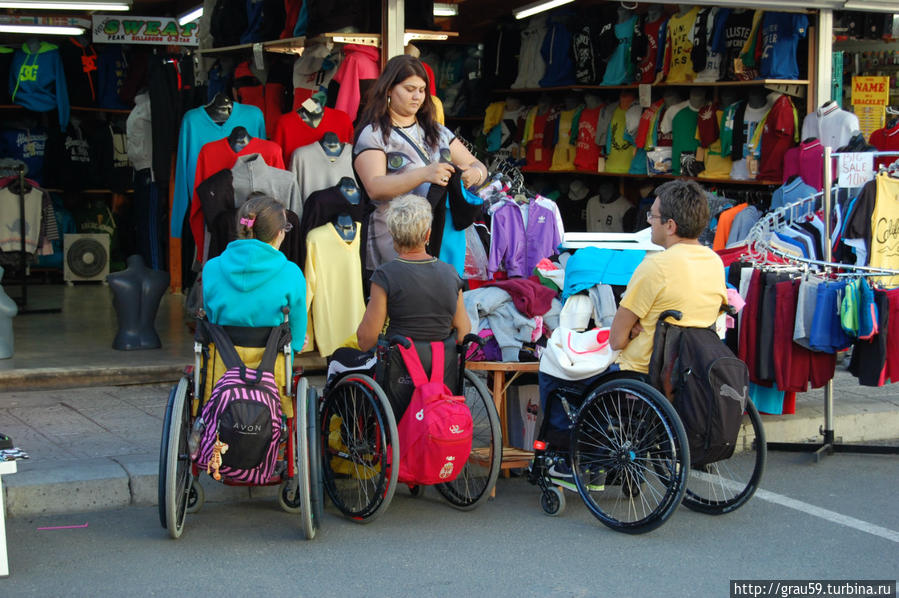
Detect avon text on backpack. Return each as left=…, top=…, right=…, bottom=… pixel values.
left=396, top=340, right=473, bottom=485
left=196, top=321, right=287, bottom=484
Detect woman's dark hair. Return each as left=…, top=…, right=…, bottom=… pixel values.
left=237, top=194, right=287, bottom=243
left=356, top=54, right=440, bottom=149
left=655, top=179, right=710, bottom=239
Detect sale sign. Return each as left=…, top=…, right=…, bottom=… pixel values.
left=838, top=152, right=874, bottom=189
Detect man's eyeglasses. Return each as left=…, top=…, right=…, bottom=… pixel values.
left=646, top=212, right=666, bottom=223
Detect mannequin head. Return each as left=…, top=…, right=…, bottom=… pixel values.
left=747, top=89, right=768, bottom=109
left=719, top=88, right=739, bottom=109
left=662, top=88, right=684, bottom=106
left=583, top=94, right=602, bottom=109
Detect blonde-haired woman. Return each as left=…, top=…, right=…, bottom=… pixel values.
left=356, top=194, right=470, bottom=352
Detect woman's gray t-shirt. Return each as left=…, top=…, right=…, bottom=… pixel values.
left=370, top=257, right=463, bottom=341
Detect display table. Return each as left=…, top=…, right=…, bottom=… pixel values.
left=0, top=459, right=16, bottom=577
left=465, top=361, right=540, bottom=482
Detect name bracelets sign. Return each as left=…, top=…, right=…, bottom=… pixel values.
left=837, top=152, right=874, bottom=189
left=92, top=15, right=198, bottom=46
left=851, top=76, right=890, bottom=106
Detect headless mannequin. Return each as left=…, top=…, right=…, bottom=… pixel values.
left=663, top=89, right=684, bottom=107
left=617, top=7, right=634, bottom=23
left=504, top=96, right=523, bottom=113
left=536, top=93, right=552, bottom=114
left=598, top=181, right=617, bottom=204
left=563, top=95, right=580, bottom=111
left=299, top=97, right=324, bottom=128
left=319, top=131, right=344, bottom=158
left=0, top=266, right=17, bottom=359
left=677, top=4, right=693, bottom=16
left=646, top=4, right=663, bottom=22
left=747, top=89, right=768, bottom=110
left=108, top=255, right=171, bottom=350
left=228, top=126, right=251, bottom=153
left=619, top=90, right=636, bottom=110
left=334, top=177, right=360, bottom=241
left=719, top=88, right=739, bottom=110
left=584, top=94, right=602, bottom=110
left=688, top=88, right=708, bottom=110
left=24, top=38, right=41, bottom=53
left=206, top=92, right=233, bottom=124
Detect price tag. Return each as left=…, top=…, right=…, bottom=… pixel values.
left=838, top=152, right=874, bottom=188
left=253, top=43, right=264, bottom=71
left=638, top=84, right=652, bottom=108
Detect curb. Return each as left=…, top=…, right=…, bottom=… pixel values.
left=3, top=410, right=896, bottom=518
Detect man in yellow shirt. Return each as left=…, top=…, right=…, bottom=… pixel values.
left=610, top=180, right=727, bottom=373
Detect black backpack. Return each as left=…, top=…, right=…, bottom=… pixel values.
left=649, top=322, right=749, bottom=468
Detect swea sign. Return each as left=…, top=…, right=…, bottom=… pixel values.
left=92, top=15, right=198, bottom=46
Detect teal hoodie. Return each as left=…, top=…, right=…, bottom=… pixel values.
left=202, top=239, right=307, bottom=352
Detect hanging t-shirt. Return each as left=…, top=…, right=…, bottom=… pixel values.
left=604, top=103, right=640, bottom=174
left=720, top=10, right=758, bottom=81
left=523, top=110, right=553, bottom=171
left=698, top=109, right=733, bottom=180
left=574, top=105, right=603, bottom=172
left=602, top=15, right=638, bottom=85
left=586, top=195, right=631, bottom=233
left=758, top=94, right=798, bottom=182
left=693, top=8, right=724, bottom=82
left=870, top=175, right=899, bottom=286
left=671, top=103, right=700, bottom=176
left=662, top=7, right=699, bottom=83
left=637, top=17, right=667, bottom=84
left=730, top=102, right=771, bottom=180
left=760, top=12, right=809, bottom=80
left=511, top=14, right=548, bottom=89
left=801, top=102, right=861, bottom=155
left=550, top=108, right=578, bottom=171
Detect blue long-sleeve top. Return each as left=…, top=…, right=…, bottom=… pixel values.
left=171, top=102, right=266, bottom=237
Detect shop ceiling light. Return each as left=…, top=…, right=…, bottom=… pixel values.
left=513, top=0, right=575, bottom=20
left=0, top=23, right=85, bottom=34
left=433, top=2, right=458, bottom=16
left=842, top=0, right=899, bottom=11
left=686, top=0, right=841, bottom=8
left=0, top=0, right=130, bottom=9
left=177, top=5, right=203, bottom=26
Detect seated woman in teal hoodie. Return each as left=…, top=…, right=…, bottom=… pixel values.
left=202, top=195, right=307, bottom=353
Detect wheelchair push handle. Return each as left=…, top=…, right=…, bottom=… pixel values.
left=658, top=309, right=683, bottom=324
left=461, top=333, right=485, bottom=348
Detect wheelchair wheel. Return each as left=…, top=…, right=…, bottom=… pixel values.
left=435, top=370, right=502, bottom=510
left=162, top=376, right=193, bottom=539
left=570, top=379, right=689, bottom=535
left=306, top=385, right=324, bottom=528
left=294, top=378, right=317, bottom=540
left=186, top=480, right=205, bottom=514
left=683, top=398, right=766, bottom=515
left=541, top=486, right=566, bottom=517
left=158, top=381, right=178, bottom=528
left=319, top=374, right=398, bottom=523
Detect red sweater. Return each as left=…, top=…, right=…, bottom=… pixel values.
left=272, top=107, right=353, bottom=165
left=190, top=136, right=284, bottom=249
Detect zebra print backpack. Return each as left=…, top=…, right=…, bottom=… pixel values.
left=195, top=321, right=289, bottom=484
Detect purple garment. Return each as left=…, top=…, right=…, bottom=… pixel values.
left=488, top=201, right=561, bottom=278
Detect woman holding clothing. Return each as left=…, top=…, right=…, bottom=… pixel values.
left=354, top=54, right=488, bottom=274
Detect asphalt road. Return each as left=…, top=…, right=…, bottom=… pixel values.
left=4, top=451, right=898, bottom=598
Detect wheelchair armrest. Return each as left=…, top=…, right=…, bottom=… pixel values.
left=378, top=335, right=411, bottom=350
left=658, top=310, right=683, bottom=323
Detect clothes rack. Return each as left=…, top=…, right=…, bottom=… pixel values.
left=746, top=147, right=899, bottom=460
left=6, top=165, right=61, bottom=315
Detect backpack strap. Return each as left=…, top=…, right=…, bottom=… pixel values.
left=396, top=338, right=430, bottom=388
left=428, top=340, right=445, bottom=386
left=258, top=323, right=290, bottom=375
left=205, top=322, right=289, bottom=386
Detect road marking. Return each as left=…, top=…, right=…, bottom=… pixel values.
left=752, top=488, right=899, bottom=544
left=690, top=470, right=899, bottom=543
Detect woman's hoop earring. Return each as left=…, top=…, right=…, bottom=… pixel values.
left=387, top=96, right=391, bottom=106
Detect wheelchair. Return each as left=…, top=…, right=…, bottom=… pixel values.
left=317, top=333, right=502, bottom=523
left=527, top=309, right=766, bottom=534
left=158, top=309, right=322, bottom=540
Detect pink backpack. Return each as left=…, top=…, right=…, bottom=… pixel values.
left=395, top=340, right=473, bottom=486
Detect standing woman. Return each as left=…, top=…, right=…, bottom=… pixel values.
left=354, top=54, right=488, bottom=274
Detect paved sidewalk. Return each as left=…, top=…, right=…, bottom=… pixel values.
left=1, top=367, right=897, bottom=518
